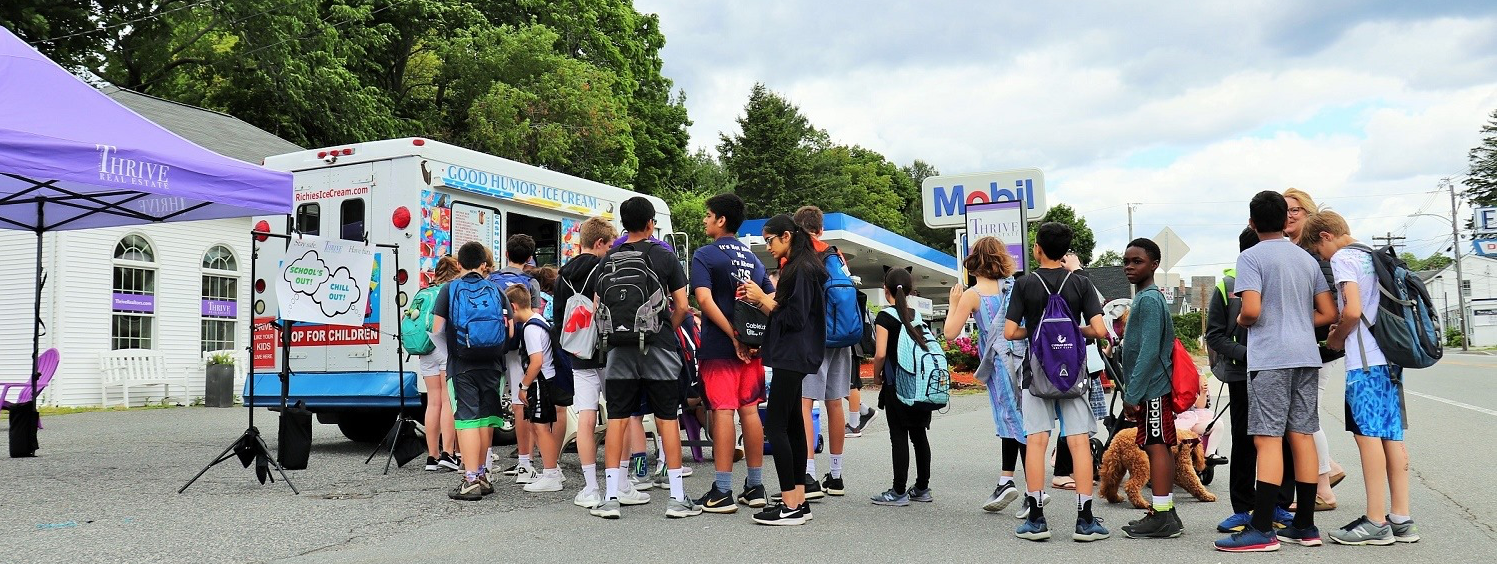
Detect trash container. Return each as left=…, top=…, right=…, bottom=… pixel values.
left=204, top=363, right=235, bottom=407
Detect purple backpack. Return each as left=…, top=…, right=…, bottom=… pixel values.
left=1022, top=271, right=1088, bottom=399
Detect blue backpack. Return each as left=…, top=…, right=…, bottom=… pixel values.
left=1022, top=271, right=1088, bottom=399
left=447, top=275, right=509, bottom=359
left=891, top=311, right=951, bottom=411
left=488, top=270, right=534, bottom=352
left=1348, top=244, right=1443, bottom=369
left=518, top=317, right=574, bottom=394
left=821, top=247, right=862, bottom=348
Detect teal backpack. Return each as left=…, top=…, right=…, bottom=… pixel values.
left=892, top=311, right=951, bottom=411
left=400, top=285, right=443, bottom=355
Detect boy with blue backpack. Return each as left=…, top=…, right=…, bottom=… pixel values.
left=1003, top=221, right=1110, bottom=542
left=793, top=206, right=861, bottom=498
left=506, top=284, right=573, bottom=495
left=1304, top=210, right=1420, bottom=546
left=431, top=241, right=511, bottom=501
left=492, top=234, right=546, bottom=483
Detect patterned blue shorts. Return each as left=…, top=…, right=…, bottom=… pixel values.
left=1344, top=364, right=1406, bottom=441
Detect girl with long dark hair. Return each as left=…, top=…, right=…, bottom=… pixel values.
left=871, top=266, right=935, bottom=506
left=741, top=214, right=826, bottom=525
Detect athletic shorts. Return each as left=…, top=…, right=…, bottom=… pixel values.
left=448, top=368, right=504, bottom=430
left=417, top=337, right=448, bottom=377
left=505, top=354, right=525, bottom=406
left=1137, top=395, right=1177, bottom=447
left=1345, top=364, right=1406, bottom=441
left=572, top=368, right=603, bottom=412
left=605, top=346, right=683, bottom=420
left=701, top=358, right=765, bottom=410
left=1247, top=367, right=1320, bottom=437
left=850, top=356, right=864, bottom=390
left=1020, top=391, right=1097, bottom=437
left=802, top=347, right=853, bottom=401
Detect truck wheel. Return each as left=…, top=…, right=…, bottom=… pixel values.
left=491, top=413, right=517, bottom=446
left=338, top=410, right=397, bottom=443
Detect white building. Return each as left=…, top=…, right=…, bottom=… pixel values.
left=0, top=87, right=300, bottom=407
left=1420, top=253, right=1497, bottom=348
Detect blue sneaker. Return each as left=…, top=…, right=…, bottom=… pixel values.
left=1015, top=497, right=1051, bottom=541
left=1277, top=525, right=1323, bottom=547
left=1074, top=515, right=1111, bottom=542
left=1218, top=512, right=1252, bottom=533
left=1274, top=507, right=1294, bottom=528
left=1216, top=528, right=1281, bottom=552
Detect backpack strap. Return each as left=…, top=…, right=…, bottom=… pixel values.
left=1034, top=270, right=1073, bottom=297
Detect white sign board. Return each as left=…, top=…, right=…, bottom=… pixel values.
left=965, top=200, right=1028, bottom=263
left=1477, top=207, right=1497, bottom=233
left=909, top=295, right=935, bottom=317
left=1475, top=239, right=1497, bottom=257
left=276, top=235, right=376, bottom=327
left=450, top=201, right=497, bottom=253
left=1153, top=227, right=1190, bottom=272
left=922, top=168, right=1047, bottom=228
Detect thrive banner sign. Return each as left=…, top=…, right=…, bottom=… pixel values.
left=274, top=235, right=375, bottom=327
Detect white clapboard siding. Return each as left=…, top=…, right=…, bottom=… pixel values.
left=0, top=230, right=58, bottom=404
left=0, top=218, right=253, bottom=407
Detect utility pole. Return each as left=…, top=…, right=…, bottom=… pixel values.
left=1373, top=232, right=1406, bottom=253
left=1127, top=203, right=1138, bottom=297
left=1449, top=178, right=1471, bottom=351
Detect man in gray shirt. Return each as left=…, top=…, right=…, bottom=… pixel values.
left=1216, top=191, right=1338, bottom=552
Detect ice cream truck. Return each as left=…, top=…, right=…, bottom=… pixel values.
left=250, top=138, right=683, bottom=443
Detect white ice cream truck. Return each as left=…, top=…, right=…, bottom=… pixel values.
left=250, top=138, right=683, bottom=443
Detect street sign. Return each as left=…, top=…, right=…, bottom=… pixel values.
left=1477, top=207, right=1497, bottom=232
left=922, top=168, right=1047, bottom=228
left=1474, top=239, right=1497, bottom=257
left=1153, top=227, right=1190, bottom=271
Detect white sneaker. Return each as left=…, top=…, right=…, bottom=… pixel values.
left=523, top=471, right=564, bottom=492
left=617, top=482, right=652, bottom=506
left=1015, top=491, right=1052, bottom=519
left=681, top=466, right=694, bottom=477
left=514, top=466, right=538, bottom=485
left=574, top=486, right=602, bottom=508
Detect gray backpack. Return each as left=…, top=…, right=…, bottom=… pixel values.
left=595, top=241, right=668, bottom=351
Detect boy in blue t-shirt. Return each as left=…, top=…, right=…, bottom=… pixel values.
left=1305, top=210, right=1417, bottom=546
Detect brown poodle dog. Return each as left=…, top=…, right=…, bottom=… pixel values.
left=1099, top=428, right=1217, bottom=509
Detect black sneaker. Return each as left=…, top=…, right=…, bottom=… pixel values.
left=424, top=456, right=440, bottom=471
left=697, top=486, right=738, bottom=514
left=1124, top=508, right=1183, bottom=539
left=803, top=474, right=825, bottom=500
left=821, top=473, right=845, bottom=496
left=437, top=451, right=460, bottom=471
left=448, top=478, right=483, bottom=501
left=752, top=502, right=808, bottom=526
left=854, top=406, right=878, bottom=432
left=477, top=474, right=494, bottom=496
left=738, top=482, right=768, bottom=507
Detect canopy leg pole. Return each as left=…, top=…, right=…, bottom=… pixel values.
left=30, top=207, right=42, bottom=400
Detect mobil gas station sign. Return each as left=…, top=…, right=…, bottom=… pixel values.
left=921, top=168, right=1047, bottom=228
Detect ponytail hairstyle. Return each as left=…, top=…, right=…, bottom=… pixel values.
left=763, top=214, right=823, bottom=283
left=883, top=266, right=926, bottom=347
left=433, top=255, right=462, bottom=285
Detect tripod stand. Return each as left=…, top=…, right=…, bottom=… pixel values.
left=180, top=225, right=299, bottom=494
left=363, top=242, right=419, bottom=474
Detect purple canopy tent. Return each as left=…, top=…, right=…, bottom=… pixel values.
left=0, top=27, right=292, bottom=456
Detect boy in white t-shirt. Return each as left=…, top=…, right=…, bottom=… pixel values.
left=506, top=285, right=570, bottom=494
left=1305, top=210, right=1416, bottom=546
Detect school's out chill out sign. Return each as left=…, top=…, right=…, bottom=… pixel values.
left=921, top=168, right=1047, bottom=229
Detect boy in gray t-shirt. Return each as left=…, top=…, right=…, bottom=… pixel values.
left=1216, top=191, right=1337, bottom=552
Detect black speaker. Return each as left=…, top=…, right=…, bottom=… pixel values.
left=277, top=401, right=313, bottom=470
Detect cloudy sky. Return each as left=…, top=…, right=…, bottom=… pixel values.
left=635, top=0, right=1497, bottom=281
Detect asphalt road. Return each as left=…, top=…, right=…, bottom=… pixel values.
left=3, top=354, right=1494, bottom=563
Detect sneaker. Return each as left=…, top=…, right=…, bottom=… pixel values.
left=1388, top=516, right=1420, bottom=543
left=1015, top=491, right=1052, bottom=519
left=752, top=503, right=808, bottom=526
left=574, top=486, right=601, bottom=508
left=1015, top=498, right=1051, bottom=541
left=617, top=482, right=651, bottom=506
left=1216, top=528, right=1281, bottom=552
left=514, top=466, right=538, bottom=485
left=523, top=471, right=564, bottom=492
left=1277, top=525, right=1323, bottom=547
left=424, top=456, right=441, bottom=471
left=908, top=486, right=933, bottom=502
left=589, top=499, right=622, bottom=519
left=984, top=481, right=1021, bottom=513
left=844, top=423, right=862, bottom=438
left=630, top=474, right=655, bottom=491
left=870, top=488, right=910, bottom=506
left=1217, top=511, right=1252, bottom=533
left=1329, top=516, right=1395, bottom=546
left=854, top=406, right=878, bottom=431
left=738, top=483, right=768, bottom=508
left=680, top=466, right=694, bottom=477
left=697, top=486, right=738, bottom=514
left=1123, top=508, right=1182, bottom=539
left=501, top=463, right=520, bottom=476
left=476, top=474, right=494, bottom=495
left=437, top=452, right=460, bottom=471
left=1074, top=515, right=1111, bottom=542
left=1274, top=507, right=1294, bottom=528
left=822, top=473, right=846, bottom=496
left=803, top=474, right=825, bottom=500
left=448, top=478, right=484, bottom=501
left=666, top=496, right=704, bottom=518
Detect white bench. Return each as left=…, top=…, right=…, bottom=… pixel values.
left=99, top=349, right=186, bottom=407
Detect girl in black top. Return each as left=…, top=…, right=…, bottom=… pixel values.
left=741, top=214, right=826, bottom=525
left=871, top=267, right=934, bottom=506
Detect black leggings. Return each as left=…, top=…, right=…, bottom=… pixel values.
left=887, top=404, right=931, bottom=494
left=765, top=369, right=808, bottom=494
left=1001, top=438, right=1027, bottom=472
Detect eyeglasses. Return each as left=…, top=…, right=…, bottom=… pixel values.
left=1288, top=206, right=1307, bottom=216
left=765, top=235, right=780, bottom=245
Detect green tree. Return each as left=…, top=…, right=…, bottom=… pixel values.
left=1091, top=250, right=1123, bottom=267
left=1, top=1, right=101, bottom=70
left=1025, top=203, right=1098, bottom=270
left=902, top=160, right=957, bottom=254
left=1422, top=253, right=1453, bottom=271
left=660, top=149, right=735, bottom=254
left=1465, top=108, right=1497, bottom=206
left=719, top=83, right=819, bottom=218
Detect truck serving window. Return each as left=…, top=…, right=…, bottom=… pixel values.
left=295, top=203, right=320, bottom=236
left=340, top=198, right=365, bottom=241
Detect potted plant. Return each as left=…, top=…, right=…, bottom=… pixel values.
left=204, top=352, right=236, bottom=407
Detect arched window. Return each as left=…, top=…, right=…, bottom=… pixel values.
left=201, top=245, right=240, bottom=353
left=111, top=234, right=157, bottom=350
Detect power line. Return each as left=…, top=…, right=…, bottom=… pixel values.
left=38, top=0, right=217, bottom=43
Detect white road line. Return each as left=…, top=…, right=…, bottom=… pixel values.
left=1406, top=390, right=1497, bottom=417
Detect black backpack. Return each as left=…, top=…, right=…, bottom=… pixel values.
left=596, top=241, right=669, bottom=350
left=852, top=290, right=875, bottom=358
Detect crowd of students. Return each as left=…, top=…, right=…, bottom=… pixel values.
left=408, top=188, right=1419, bottom=547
